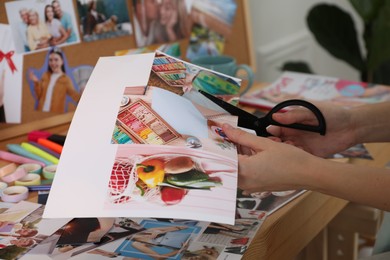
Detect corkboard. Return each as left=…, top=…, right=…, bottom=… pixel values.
left=0, top=0, right=254, bottom=127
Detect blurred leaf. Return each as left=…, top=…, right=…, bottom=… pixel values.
left=366, top=2, right=390, bottom=71
left=373, top=59, right=390, bottom=85
left=349, top=0, right=383, bottom=23
left=307, top=4, right=365, bottom=72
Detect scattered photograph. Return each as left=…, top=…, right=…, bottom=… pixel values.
left=0, top=202, right=68, bottom=260
left=330, top=143, right=373, bottom=160
left=198, top=218, right=261, bottom=256
left=5, top=0, right=80, bottom=54
left=114, top=219, right=201, bottom=259
left=236, top=189, right=306, bottom=217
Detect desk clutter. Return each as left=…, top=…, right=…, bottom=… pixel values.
left=0, top=131, right=305, bottom=259
left=0, top=130, right=64, bottom=202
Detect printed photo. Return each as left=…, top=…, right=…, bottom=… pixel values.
left=182, top=242, right=223, bottom=260
left=149, top=52, right=241, bottom=96
left=0, top=24, right=23, bottom=124
left=0, top=202, right=67, bottom=260
left=77, top=0, right=132, bottom=42
left=236, top=189, right=306, bottom=217
left=115, top=219, right=201, bottom=259
left=31, top=218, right=144, bottom=258
left=198, top=218, right=261, bottom=256
left=27, top=47, right=93, bottom=113
left=5, top=0, right=80, bottom=54
left=330, top=143, right=373, bottom=160
left=111, top=85, right=238, bottom=153
left=132, top=0, right=191, bottom=47
left=106, top=144, right=237, bottom=223
left=186, top=0, right=238, bottom=61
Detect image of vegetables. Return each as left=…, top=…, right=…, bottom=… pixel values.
left=160, top=186, right=187, bottom=205
left=136, top=158, right=165, bottom=188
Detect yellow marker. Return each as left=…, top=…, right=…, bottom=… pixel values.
left=20, top=143, right=59, bottom=165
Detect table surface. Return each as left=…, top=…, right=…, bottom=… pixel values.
left=1, top=84, right=389, bottom=260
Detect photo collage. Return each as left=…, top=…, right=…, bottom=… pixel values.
left=35, top=49, right=307, bottom=259
left=1, top=0, right=239, bottom=124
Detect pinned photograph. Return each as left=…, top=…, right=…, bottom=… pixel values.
left=76, top=0, right=133, bottom=42
left=186, top=0, right=238, bottom=61
left=5, top=0, right=80, bottom=54
left=132, top=0, right=191, bottom=47
left=0, top=24, right=23, bottom=124
left=26, top=47, right=93, bottom=113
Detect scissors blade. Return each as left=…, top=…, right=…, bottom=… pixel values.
left=198, top=90, right=259, bottom=129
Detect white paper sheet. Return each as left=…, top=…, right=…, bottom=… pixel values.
left=0, top=24, right=23, bottom=123
left=43, top=53, right=238, bottom=225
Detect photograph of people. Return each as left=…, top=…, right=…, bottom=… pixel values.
left=51, top=0, right=78, bottom=44
left=5, top=0, right=80, bottom=54
left=115, top=220, right=200, bottom=259
left=77, top=0, right=132, bottom=42
left=17, top=8, right=30, bottom=52
left=132, top=0, right=190, bottom=47
left=26, top=8, right=51, bottom=51
left=28, top=47, right=81, bottom=113
left=44, top=4, right=68, bottom=46
left=154, top=0, right=191, bottom=43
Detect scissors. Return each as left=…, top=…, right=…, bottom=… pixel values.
left=198, top=90, right=326, bottom=137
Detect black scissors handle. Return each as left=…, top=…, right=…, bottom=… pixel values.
left=258, top=99, right=326, bottom=137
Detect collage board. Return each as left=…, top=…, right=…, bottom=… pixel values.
left=0, top=0, right=241, bottom=124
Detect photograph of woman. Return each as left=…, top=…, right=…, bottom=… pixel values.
left=28, top=47, right=81, bottom=113
left=5, top=0, right=80, bottom=54
left=44, top=5, right=68, bottom=46
left=154, top=0, right=191, bottom=43
left=26, top=9, right=51, bottom=51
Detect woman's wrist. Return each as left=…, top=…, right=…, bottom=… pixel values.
left=350, top=102, right=390, bottom=143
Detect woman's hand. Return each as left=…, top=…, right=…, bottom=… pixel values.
left=267, top=101, right=356, bottom=157
left=28, top=70, right=39, bottom=83
left=223, top=124, right=318, bottom=194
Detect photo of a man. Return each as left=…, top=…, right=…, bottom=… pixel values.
left=5, top=0, right=80, bottom=54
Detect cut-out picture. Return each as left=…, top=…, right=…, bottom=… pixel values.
left=115, top=219, right=201, bottom=259
left=5, top=0, right=80, bottom=54
left=132, top=0, right=191, bottom=47
left=56, top=218, right=115, bottom=246
left=149, top=52, right=241, bottom=96
left=27, top=47, right=93, bottom=113
left=0, top=24, right=23, bottom=124
left=77, top=0, right=132, bottom=42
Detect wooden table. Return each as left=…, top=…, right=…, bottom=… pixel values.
left=1, top=88, right=389, bottom=260
left=242, top=141, right=390, bottom=259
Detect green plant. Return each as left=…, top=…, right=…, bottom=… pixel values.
left=284, top=1, right=390, bottom=84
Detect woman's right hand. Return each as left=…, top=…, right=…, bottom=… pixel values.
left=28, top=70, right=39, bottom=83
left=266, top=101, right=356, bottom=157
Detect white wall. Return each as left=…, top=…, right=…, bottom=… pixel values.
left=247, top=0, right=363, bottom=83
